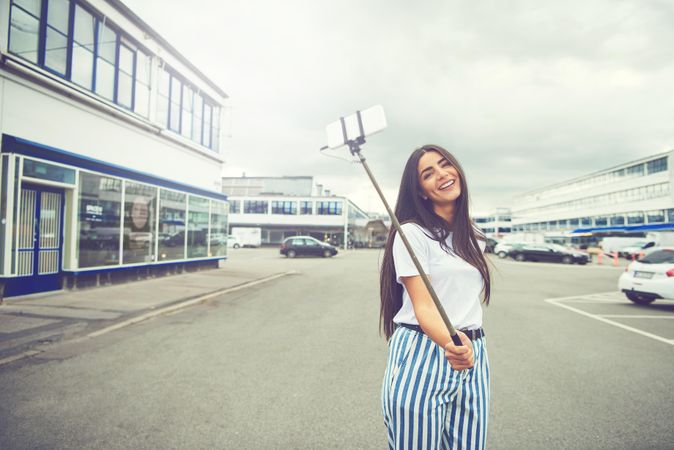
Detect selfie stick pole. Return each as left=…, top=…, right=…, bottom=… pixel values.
left=339, top=114, right=463, bottom=346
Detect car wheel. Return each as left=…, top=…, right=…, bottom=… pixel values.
left=625, top=291, right=656, bottom=305
left=233, top=244, right=240, bottom=249
left=287, top=249, right=297, bottom=258
left=323, top=249, right=332, bottom=258
left=514, top=253, right=525, bottom=262
left=498, top=251, right=507, bottom=259
left=562, top=256, right=573, bottom=264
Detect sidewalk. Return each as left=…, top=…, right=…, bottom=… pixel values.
left=0, top=266, right=292, bottom=366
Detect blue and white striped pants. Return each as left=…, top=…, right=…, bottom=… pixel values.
left=381, top=326, right=490, bottom=450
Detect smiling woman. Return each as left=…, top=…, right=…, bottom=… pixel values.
left=379, top=144, right=492, bottom=450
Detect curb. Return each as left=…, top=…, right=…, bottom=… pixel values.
left=0, top=271, right=297, bottom=368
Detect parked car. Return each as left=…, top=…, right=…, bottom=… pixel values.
left=618, top=247, right=674, bottom=304
left=619, top=241, right=656, bottom=259
left=226, top=235, right=241, bottom=249
left=494, top=242, right=522, bottom=259
left=508, top=243, right=590, bottom=265
left=280, top=236, right=338, bottom=258
left=485, top=238, right=498, bottom=254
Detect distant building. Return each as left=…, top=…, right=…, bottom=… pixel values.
left=222, top=176, right=370, bottom=248
left=511, top=151, right=673, bottom=237
left=1, top=0, right=229, bottom=297
left=473, top=208, right=512, bottom=238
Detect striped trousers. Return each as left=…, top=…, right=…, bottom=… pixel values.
left=381, top=327, right=490, bottom=450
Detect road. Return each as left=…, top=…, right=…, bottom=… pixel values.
left=1, top=248, right=672, bottom=449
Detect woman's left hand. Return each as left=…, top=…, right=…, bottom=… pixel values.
left=444, top=331, right=474, bottom=370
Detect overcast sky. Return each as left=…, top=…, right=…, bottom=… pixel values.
left=125, top=0, right=674, bottom=214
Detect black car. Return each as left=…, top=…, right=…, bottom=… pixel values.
left=280, top=236, right=338, bottom=258
left=508, top=243, right=589, bottom=265
left=485, top=238, right=498, bottom=254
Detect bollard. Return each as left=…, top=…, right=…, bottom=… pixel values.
left=598, top=252, right=603, bottom=265
left=613, top=252, right=619, bottom=266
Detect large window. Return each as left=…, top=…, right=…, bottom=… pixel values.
left=272, top=201, right=297, bottom=215
left=646, top=157, right=667, bottom=175
left=123, top=182, right=156, bottom=264
left=647, top=210, right=665, bottom=223
left=187, top=196, right=209, bottom=258
left=158, top=190, right=186, bottom=261
left=9, top=0, right=41, bottom=64
left=77, top=172, right=122, bottom=268
left=8, top=0, right=151, bottom=117
left=210, top=201, right=228, bottom=257
left=627, top=212, right=644, bottom=225
left=244, top=200, right=268, bottom=214
left=300, top=201, right=313, bottom=215
left=229, top=200, right=240, bottom=214
left=71, top=4, right=95, bottom=89
left=157, top=67, right=221, bottom=151
left=317, top=201, right=343, bottom=215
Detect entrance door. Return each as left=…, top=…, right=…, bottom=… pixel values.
left=11, top=184, right=64, bottom=296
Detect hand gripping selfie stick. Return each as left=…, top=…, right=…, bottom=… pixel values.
left=322, top=106, right=463, bottom=346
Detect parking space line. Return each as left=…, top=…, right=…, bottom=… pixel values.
left=545, top=297, right=674, bottom=346
left=597, top=315, right=674, bottom=319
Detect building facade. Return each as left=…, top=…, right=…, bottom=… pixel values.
left=222, top=177, right=371, bottom=247
left=473, top=208, right=512, bottom=238
left=1, top=0, right=229, bottom=297
left=511, top=152, right=673, bottom=237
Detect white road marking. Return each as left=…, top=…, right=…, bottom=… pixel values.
left=545, top=296, right=674, bottom=346
left=597, top=315, right=674, bottom=319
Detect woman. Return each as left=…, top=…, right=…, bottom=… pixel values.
left=380, top=145, right=492, bottom=450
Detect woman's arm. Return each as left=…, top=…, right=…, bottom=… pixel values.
left=401, top=275, right=474, bottom=370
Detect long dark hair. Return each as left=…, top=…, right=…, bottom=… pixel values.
left=379, top=144, right=491, bottom=340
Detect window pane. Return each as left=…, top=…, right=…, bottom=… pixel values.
left=134, top=81, right=150, bottom=117
left=181, top=86, right=193, bottom=139
left=136, top=51, right=151, bottom=84
left=9, top=6, right=40, bottom=63
left=95, top=58, right=114, bottom=100
left=170, top=76, right=181, bottom=103
left=78, top=172, right=122, bottom=268
left=117, top=71, right=133, bottom=109
left=71, top=44, right=93, bottom=88
left=158, top=190, right=186, bottom=261
left=209, top=201, right=228, bottom=257
left=15, top=0, right=41, bottom=16
left=187, top=196, right=209, bottom=258
left=169, top=100, right=181, bottom=132
left=97, top=23, right=117, bottom=63
left=74, top=5, right=94, bottom=48
left=203, top=104, right=212, bottom=147
left=118, top=44, right=134, bottom=75
left=123, top=182, right=156, bottom=264
left=23, top=159, right=75, bottom=183
left=45, top=27, right=68, bottom=75
left=47, top=0, right=69, bottom=33
left=212, top=107, right=220, bottom=151
left=193, top=94, right=203, bottom=143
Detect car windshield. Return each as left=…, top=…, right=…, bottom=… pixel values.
left=639, top=249, right=674, bottom=264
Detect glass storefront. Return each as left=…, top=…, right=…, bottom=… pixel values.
left=77, top=172, right=122, bottom=268
left=123, top=182, right=157, bottom=264
left=187, top=196, right=209, bottom=258
left=158, top=190, right=186, bottom=261
left=209, top=201, right=228, bottom=257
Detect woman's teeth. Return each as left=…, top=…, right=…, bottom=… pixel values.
left=439, top=180, right=455, bottom=190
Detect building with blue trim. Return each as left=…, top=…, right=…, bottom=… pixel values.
left=222, top=176, right=372, bottom=248
left=1, top=0, right=229, bottom=297
left=511, top=151, right=674, bottom=240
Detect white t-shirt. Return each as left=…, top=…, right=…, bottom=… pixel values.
left=392, top=222, right=485, bottom=330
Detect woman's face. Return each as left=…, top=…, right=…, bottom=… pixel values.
left=417, top=150, right=461, bottom=207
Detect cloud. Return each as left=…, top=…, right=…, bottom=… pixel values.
left=124, top=0, right=674, bottom=213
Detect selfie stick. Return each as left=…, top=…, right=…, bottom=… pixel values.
left=324, top=110, right=463, bottom=346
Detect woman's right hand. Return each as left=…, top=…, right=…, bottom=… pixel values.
left=444, top=331, right=474, bottom=370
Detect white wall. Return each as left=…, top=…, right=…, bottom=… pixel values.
left=2, top=74, right=223, bottom=192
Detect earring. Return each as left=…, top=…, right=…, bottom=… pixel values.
left=421, top=196, right=428, bottom=200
